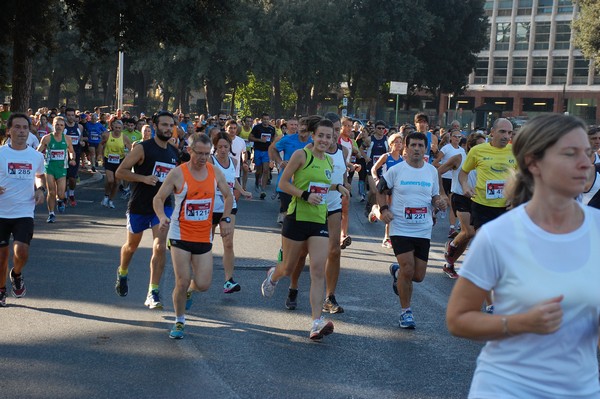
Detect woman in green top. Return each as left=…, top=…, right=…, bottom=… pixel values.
left=260, top=117, right=349, bottom=341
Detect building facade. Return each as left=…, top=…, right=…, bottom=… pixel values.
left=445, top=0, right=600, bottom=128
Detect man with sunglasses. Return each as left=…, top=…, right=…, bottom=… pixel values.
left=114, top=111, right=180, bottom=309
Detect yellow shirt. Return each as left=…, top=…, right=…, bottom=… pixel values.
left=239, top=126, right=252, bottom=150
left=461, top=142, right=516, bottom=207
left=104, top=132, right=126, bottom=160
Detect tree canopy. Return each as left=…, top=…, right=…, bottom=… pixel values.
left=573, top=0, right=600, bottom=71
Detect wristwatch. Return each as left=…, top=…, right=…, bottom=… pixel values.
left=220, top=217, right=231, bottom=223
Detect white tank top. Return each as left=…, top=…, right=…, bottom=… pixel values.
left=211, top=155, right=237, bottom=213
left=451, top=153, right=476, bottom=196
left=326, top=146, right=346, bottom=211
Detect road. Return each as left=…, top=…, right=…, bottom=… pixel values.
left=1, top=171, right=484, bottom=398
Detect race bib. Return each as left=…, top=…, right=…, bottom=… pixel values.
left=373, top=155, right=382, bottom=164
left=423, top=154, right=430, bottom=163
left=261, top=133, right=271, bottom=142
left=216, top=181, right=235, bottom=196
left=107, top=154, right=121, bottom=164
left=50, top=149, right=66, bottom=161
left=404, top=207, right=428, bottom=223
left=90, top=133, right=100, bottom=142
left=486, top=180, right=505, bottom=200
left=7, top=162, right=33, bottom=179
left=184, top=199, right=212, bottom=221
left=69, top=135, right=80, bottom=145
left=152, top=161, right=175, bottom=183
left=308, top=182, right=329, bottom=205
left=350, top=155, right=356, bottom=163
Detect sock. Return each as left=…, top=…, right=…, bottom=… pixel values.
left=401, top=307, right=411, bottom=314
left=68, top=189, right=74, bottom=197
left=449, top=224, right=455, bottom=229
left=149, top=284, right=159, bottom=292
left=118, top=267, right=128, bottom=277
left=175, top=316, right=185, bottom=324
left=104, top=194, right=109, bottom=199
left=49, top=211, right=55, bottom=216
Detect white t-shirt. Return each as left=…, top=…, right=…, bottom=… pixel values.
left=383, top=161, right=439, bottom=239
left=230, top=136, right=246, bottom=178
left=325, top=146, right=345, bottom=212
left=0, top=145, right=45, bottom=219
left=460, top=203, right=600, bottom=398
left=439, top=143, right=465, bottom=179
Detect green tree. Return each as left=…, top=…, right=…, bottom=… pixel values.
left=573, top=0, right=600, bottom=70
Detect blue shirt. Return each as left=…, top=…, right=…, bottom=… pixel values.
left=275, top=133, right=312, bottom=192
left=85, top=122, right=106, bottom=144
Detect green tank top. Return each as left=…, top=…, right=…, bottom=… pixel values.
left=46, top=133, right=69, bottom=168
left=287, top=148, right=333, bottom=224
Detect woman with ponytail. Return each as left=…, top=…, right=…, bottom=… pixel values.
left=446, top=114, right=600, bottom=398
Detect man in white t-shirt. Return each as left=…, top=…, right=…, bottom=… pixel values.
left=225, top=120, right=247, bottom=180
left=0, top=113, right=46, bottom=307
left=377, top=131, right=447, bottom=329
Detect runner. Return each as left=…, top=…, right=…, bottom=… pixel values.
left=100, top=120, right=131, bottom=208
left=37, top=116, right=76, bottom=223
left=447, top=113, right=600, bottom=398
left=365, top=120, right=389, bottom=219
left=114, top=111, right=179, bottom=309
left=238, top=116, right=254, bottom=191
left=64, top=108, right=86, bottom=207
left=153, top=133, right=234, bottom=339
left=378, top=132, right=447, bottom=329
left=208, top=132, right=252, bottom=295
left=261, top=118, right=349, bottom=340
left=84, top=113, right=106, bottom=172
left=338, top=117, right=360, bottom=248
left=249, top=113, right=276, bottom=199
left=0, top=113, right=46, bottom=306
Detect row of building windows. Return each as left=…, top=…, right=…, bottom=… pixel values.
left=485, top=0, right=574, bottom=17
left=474, top=56, right=599, bottom=85
left=490, top=21, right=571, bottom=51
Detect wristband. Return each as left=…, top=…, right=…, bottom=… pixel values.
left=380, top=205, right=389, bottom=212
left=301, top=191, right=311, bottom=201
left=502, top=317, right=513, bottom=336
left=335, top=183, right=341, bottom=192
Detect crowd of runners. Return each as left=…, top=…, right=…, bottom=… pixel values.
left=1, top=105, right=600, bottom=396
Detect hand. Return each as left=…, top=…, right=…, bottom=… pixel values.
left=379, top=208, right=394, bottom=224
left=158, top=216, right=170, bottom=230
left=307, top=193, right=323, bottom=205
left=242, top=163, right=249, bottom=172
left=0, top=186, right=5, bottom=195
left=463, top=187, right=475, bottom=199
left=144, top=174, right=159, bottom=186
left=337, top=185, right=350, bottom=198
left=435, top=196, right=449, bottom=211
left=523, top=295, right=564, bottom=335
left=279, top=160, right=288, bottom=169
left=354, top=164, right=362, bottom=172
left=69, top=160, right=76, bottom=166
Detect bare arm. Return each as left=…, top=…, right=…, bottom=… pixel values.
left=459, top=169, right=474, bottom=198
left=437, top=154, right=460, bottom=176
left=432, top=149, right=445, bottom=168
left=115, top=143, right=157, bottom=186
left=214, top=167, right=234, bottom=236
left=268, top=135, right=284, bottom=167
left=371, top=153, right=388, bottom=180
left=152, top=166, right=182, bottom=230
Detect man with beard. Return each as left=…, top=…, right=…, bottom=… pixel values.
left=115, top=111, right=180, bottom=309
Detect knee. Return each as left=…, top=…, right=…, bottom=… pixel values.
left=153, top=240, right=167, bottom=255
left=412, top=274, right=425, bottom=283
left=194, top=279, right=211, bottom=292
left=13, top=244, right=29, bottom=260
left=123, top=241, right=139, bottom=254
left=398, top=266, right=415, bottom=281
left=328, top=244, right=341, bottom=260
left=310, top=263, right=326, bottom=280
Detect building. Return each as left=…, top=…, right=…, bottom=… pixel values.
left=444, top=0, right=600, bottom=128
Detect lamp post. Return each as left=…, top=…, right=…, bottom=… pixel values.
left=446, top=94, right=453, bottom=126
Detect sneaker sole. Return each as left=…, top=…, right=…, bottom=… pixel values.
left=11, top=289, right=26, bottom=298
left=310, top=322, right=334, bottom=340
left=145, top=301, right=164, bottom=309
left=285, top=303, right=297, bottom=310
left=323, top=306, right=344, bottom=314
left=169, top=333, right=184, bottom=339
left=443, top=268, right=459, bottom=279
left=399, top=323, right=416, bottom=329
left=223, top=285, right=241, bottom=294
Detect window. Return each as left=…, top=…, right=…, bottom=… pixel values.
left=496, top=23, right=511, bottom=51
left=493, top=58, right=508, bottom=84
left=558, top=0, right=573, bottom=14
left=523, top=98, right=554, bottom=112
left=483, top=24, right=491, bottom=51
left=573, top=56, right=589, bottom=84
left=517, top=0, right=532, bottom=15
left=497, top=0, right=513, bottom=16
left=552, top=57, right=568, bottom=84
left=474, top=58, right=489, bottom=84
left=531, top=57, right=547, bottom=84
left=484, top=0, right=494, bottom=17
left=512, top=57, right=528, bottom=84
left=537, top=0, right=553, bottom=14
left=514, top=22, right=530, bottom=50
left=554, top=21, right=571, bottom=50
left=484, top=97, right=514, bottom=111
left=534, top=22, right=551, bottom=50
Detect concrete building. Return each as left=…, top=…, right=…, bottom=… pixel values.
left=444, top=0, right=600, bottom=128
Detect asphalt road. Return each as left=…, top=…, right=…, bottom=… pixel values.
left=1, top=170, right=484, bottom=398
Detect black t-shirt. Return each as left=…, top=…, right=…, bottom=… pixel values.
left=250, top=124, right=276, bottom=152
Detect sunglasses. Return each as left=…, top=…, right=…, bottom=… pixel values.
left=452, top=135, right=462, bottom=138
left=376, top=127, right=386, bottom=130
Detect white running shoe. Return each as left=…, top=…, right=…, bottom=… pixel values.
left=261, top=267, right=277, bottom=298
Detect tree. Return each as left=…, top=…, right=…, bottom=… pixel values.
left=573, top=0, right=600, bottom=71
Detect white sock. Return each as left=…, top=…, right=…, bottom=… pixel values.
left=175, top=316, right=185, bottom=324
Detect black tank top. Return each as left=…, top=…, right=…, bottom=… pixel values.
left=64, top=123, right=82, bottom=152
left=128, top=139, right=179, bottom=214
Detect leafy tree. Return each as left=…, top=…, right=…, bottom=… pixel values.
left=573, top=0, right=600, bottom=71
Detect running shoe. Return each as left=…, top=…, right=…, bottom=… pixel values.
left=322, top=295, right=344, bottom=314
left=285, top=288, right=298, bottom=310
left=108, top=200, right=115, bottom=209
left=47, top=213, right=56, bottom=223
left=260, top=191, right=266, bottom=200
left=69, top=195, right=77, bottom=207
left=115, top=269, right=128, bottom=297
left=9, top=268, right=26, bottom=298
left=145, top=289, right=163, bottom=309
left=223, top=279, right=241, bottom=294
left=101, top=197, right=109, bottom=207
left=381, top=238, right=392, bottom=249
left=448, top=227, right=458, bottom=239
left=169, top=322, right=185, bottom=339
left=444, top=240, right=456, bottom=265
left=485, top=305, right=494, bottom=314
left=340, top=236, right=352, bottom=249
left=57, top=200, right=66, bottom=213
left=399, top=310, right=416, bottom=329
left=360, top=194, right=366, bottom=202
left=91, top=166, right=97, bottom=172
left=261, top=267, right=277, bottom=298
left=185, top=291, right=193, bottom=311
left=0, top=290, right=6, bottom=307
left=368, top=210, right=378, bottom=223
left=389, top=263, right=399, bottom=296
left=442, top=264, right=459, bottom=279
left=309, top=317, right=334, bottom=340
left=118, top=184, right=125, bottom=193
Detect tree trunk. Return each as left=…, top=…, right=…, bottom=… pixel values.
left=229, top=86, right=236, bottom=116
left=90, top=66, right=100, bottom=100
left=161, top=88, right=171, bottom=110
left=204, top=78, right=225, bottom=116
left=76, top=73, right=88, bottom=109
left=134, top=72, right=148, bottom=112
left=10, top=7, right=34, bottom=112
left=271, top=72, right=281, bottom=117
left=48, top=70, right=64, bottom=109
left=105, top=67, right=116, bottom=108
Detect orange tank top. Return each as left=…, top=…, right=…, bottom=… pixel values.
left=168, top=162, right=216, bottom=243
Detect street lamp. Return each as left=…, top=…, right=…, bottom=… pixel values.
left=446, top=94, right=453, bottom=126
